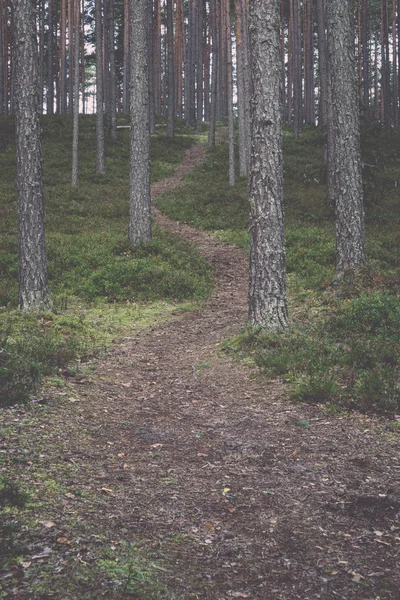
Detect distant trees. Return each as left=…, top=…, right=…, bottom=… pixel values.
left=13, top=0, right=50, bottom=311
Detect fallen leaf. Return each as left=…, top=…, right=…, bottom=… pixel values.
left=57, top=537, right=71, bottom=545
left=40, top=521, right=55, bottom=528
left=223, top=487, right=231, bottom=495
left=101, top=487, right=113, bottom=494
left=65, top=493, right=75, bottom=499
left=351, top=572, right=364, bottom=583
left=229, top=593, right=249, bottom=598
left=121, top=383, right=132, bottom=388
left=228, top=507, right=236, bottom=513
left=205, top=523, right=215, bottom=531
left=150, top=443, right=163, bottom=449
left=290, top=449, right=300, bottom=458
left=117, top=453, right=125, bottom=457
left=21, top=561, right=31, bottom=569
left=68, top=397, right=80, bottom=403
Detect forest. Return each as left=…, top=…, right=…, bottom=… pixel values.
left=0, top=0, right=400, bottom=598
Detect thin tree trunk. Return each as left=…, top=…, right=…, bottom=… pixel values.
left=392, top=0, right=398, bottom=125
left=208, top=0, right=217, bottom=146
left=235, top=0, right=246, bottom=174
left=38, top=0, right=44, bottom=113
left=291, top=0, right=302, bottom=138
left=13, top=0, right=50, bottom=311
left=129, top=0, right=151, bottom=247
left=316, top=0, right=328, bottom=126
left=196, top=0, right=204, bottom=131
left=0, top=0, right=3, bottom=113
left=107, top=0, right=117, bottom=140
left=95, top=0, right=105, bottom=173
left=123, top=0, right=130, bottom=113
left=175, top=0, right=184, bottom=117
left=248, top=0, right=288, bottom=330
left=226, top=0, right=235, bottom=186
left=153, top=0, right=161, bottom=115
left=60, top=0, right=67, bottom=112
left=72, top=0, right=80, bottom=186
left=327, top=0, right=365, bottom=277
left=166, top=0, right=175, bottom=136
left=81, top=0, right=85, bottom=114
left=68, top=0, right=73, bottom=113
left=361, top=0, right=369, bottom=120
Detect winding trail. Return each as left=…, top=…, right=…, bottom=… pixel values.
left=2, top=144, right=398, bottom=599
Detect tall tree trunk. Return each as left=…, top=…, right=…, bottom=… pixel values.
left=316, top=0, right=328, bottom=126
left=148, top=0, right=155, bottom=133
left=203, top=9, right=210, bottom=121
left=68, top=0, right=74, bottom=113
left=13, top=0, right=50, bottom=311
left=226, top=0, right=235, bottom=185
left=0, top=0, right=3, bottom=113
left=38, top=0, right=44, bottom=113
left=60, top=0, right=67, bottom=112
left=248, top=0, right=288, bottom=330
left=392, top=0, right=398, bottom=125
left=208, top=0, right=217, bottom=145
left=80, top=0, right=85, bottom=114
left=327, top=0, right=365, bottom=277
left=175, top=0, right=184, bottom=117
left=123, top=0, right=130, bottom=113
left=235, top=0, right=249, bottom=175
left=166, top=0, right=175, bottom=136
left=95, top=0, right=105, bottom=173
left=72, top=0, right=79, bottom=186
left=361, top=0, right=369, bottom=120
left=186, top=0, right=196, bottom=126
left=153, top=0, right=161, bottom=116
left=291, top=0, right=302, bottom=138
left=106, top=0, right=117, bottom=140
left=46, top=0, right=54, bottom=115
left=196, top=0, right=204, bottom=131
left=129, top=0, right=151, bottom=247
left=304, top=0, right=314, bottom=124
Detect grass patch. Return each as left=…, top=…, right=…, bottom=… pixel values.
left=0, top=115, right=213, bottom=404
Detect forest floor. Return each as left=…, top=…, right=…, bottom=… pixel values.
left=1, top=145, right=399, bottom=600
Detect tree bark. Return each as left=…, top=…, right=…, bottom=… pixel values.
left=166, top=0, right=175, bottom=136
left=291, top=0, right=302, bottom=138
left=196, top=0, right=205, bottom=131
left=316, top=0, right=328, bottom=126
left=208, top=0, right=217, bottom=146
left=95, top=0, right=105, bottom=173
left=123, top=0, right=130, bottom=113
left=60, top=0, right=67, bottom=113
left=0, top=0, right=3, bottom=113
left=327, top=0, right=365, bottom=277
left=129, top=0, right=151, bottom=247
left=248, top=0, right=288, bottom=330
left=106, top=0, right=117, bottom=140
left=226, top=0, right=235, bottom=186
left=72, top=0, right=79, bottom=186
left=13, top=0, right=50, bottom=311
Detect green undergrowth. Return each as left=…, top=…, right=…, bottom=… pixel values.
left=0, top=115, right=213, bottom=405
left=155, top=125, right=400, bottom=415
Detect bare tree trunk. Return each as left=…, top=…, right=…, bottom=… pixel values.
left=235, top=0, right=248, bottom=175
left=361, top=0, right=369, bottom=121
left=291, top=0, right=302, bottom=138
left=13, top=0, right=50, bottom=311
left=316, top=0, right=328, bottom=126
left=392, top=0, right=398, bottom=125
left=72, top=0, right=80, bottom=186
left=166, top=0, right=175, bottom=136
left=80, top=0, right=85, bottom=114
left=175, top=0, right=184, bottom=117
left=129, top=0, right=151, bottom=247
left=153, top=0, right=161, bottom=116
left=60, top=0, right=67, bottom=112
left=327, top=0, right=365, bottom=277
left=208, top=0, right=217, bottom=146
left=96, top=0, right=105, bottom=173
left=123, top=0, right=130, bottom=113
left=196, top=0, right=204, bottom=131
left=186, top=0, right=196, bottom=126
left=68, top=0, right=73, bottom=113
left=248, top=0, right=288, bottom=330
left=0, top=0, right=3, bottom=113
left=226, top=0, right=235, bottom=186
left=106, top=0, right=117, bottom=140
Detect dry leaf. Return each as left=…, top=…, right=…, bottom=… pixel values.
left=57, top=537, right=71, bottom=545
left=117, top=453, right=125, bottom=457
left=40, top=521, right=55, bottom=528
left=228, top=507, right=236, bottom=513
left=21, top=561, right=31, bottom=568
left=101, top=487, right=113, bottom=494
left=290, top=449, right=300, bottom=458
left=150, top=443, right=163, bottom=449
left=65, top=493, right=75, bottom=499
left=223, top=487, right=231, bottom=495
left=205, top=523, right=215, bottom=531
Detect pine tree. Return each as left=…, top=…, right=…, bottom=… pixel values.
left=248, top=0, right=288, bottom=330
left=13, top=0, right=50, bottom=311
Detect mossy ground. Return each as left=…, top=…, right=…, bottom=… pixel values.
left=0, top=116, right=214, bottom=404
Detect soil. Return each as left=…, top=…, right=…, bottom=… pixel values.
left=1, top=145, right=399, bottom=600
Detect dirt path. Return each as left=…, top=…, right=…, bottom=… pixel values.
left=1, top=145, right=399, bottom=600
